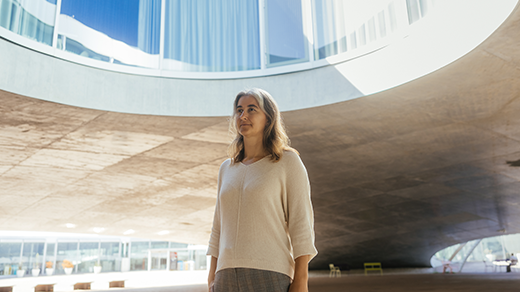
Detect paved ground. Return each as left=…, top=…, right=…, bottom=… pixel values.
left=93, top=273, right=520, bottom=292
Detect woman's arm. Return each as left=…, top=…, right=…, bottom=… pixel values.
left=208, top=256, right=218, bottom=291
left=289, top=255, right=311, bottom=292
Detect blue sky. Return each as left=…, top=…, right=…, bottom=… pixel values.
left=60, top=0, right=139, bottom=46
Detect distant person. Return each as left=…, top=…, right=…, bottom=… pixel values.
left=207, top=88, right=317, bottom=292
left=507, top=253, right=518, bottom=272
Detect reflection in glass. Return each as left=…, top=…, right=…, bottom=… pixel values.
left=0, top=237, right=205, bottom=276
left=58, top=0, right=160, bottom=68
left=164, top=0, right=261, bottom=72
left=377, top=11, right=387, bottom=38
left=193, top=249, right=208, bottom=270
left=265, top=0, right=307, bottom=66
left=100, top=242, right=120, bottom=272
left=78, top=242, right=98, bottom=273
left=367, top=17, right=377, bottom=42
left=312, top=0, right=337, bottom=59
left=45, top=242, right=56, bottom=273
left=0, top=243, right=22, bottom=276
left=22, top=242, right=44, bottom=274
left=151, top=241, right=168, bottom=270
left=406, top=0, right=431, bottom=24
left=56, top=242, right=78, bottom=275
left=312, top=0, right=396, bottom=60
left=0, top=0, right=56, bottom=46
left=130, top=241, right=149, bottom=271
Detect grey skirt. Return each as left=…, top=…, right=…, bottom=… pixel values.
left=212, top=268, right=291, bottom=292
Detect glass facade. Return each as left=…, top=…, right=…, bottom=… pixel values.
left=0, top=235, right=203, bottom=277
left=265, top=0, right=307, bottom=66
left=100, top=242, right=121, bottom=272
left=0, top=0, right=433, bottom=75
left=58, top=0, right=160, bottom=68
left=164, top=0, right=260, bottom=72
left=21, top=242, right=45, bottom=274
left=312, top=0, right=401, bottom=60
left=56, top=242, right=78, bottom=275
left=0, top=0, right=56, bottom=46
left=130, top=241, right=149, bottom=271
left=0, top=242, right=22, bottom=276
left=432, top=233, right=520, bottom=272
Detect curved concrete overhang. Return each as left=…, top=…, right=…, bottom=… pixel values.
left=1, top=1, right=520, bottom=269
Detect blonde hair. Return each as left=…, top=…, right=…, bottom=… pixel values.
left=228, top=88, right=298, bottom=163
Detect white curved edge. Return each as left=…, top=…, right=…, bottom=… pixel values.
left=340, top=0, right=519, bottom=96
left=0, top=0, right=516, bottom=117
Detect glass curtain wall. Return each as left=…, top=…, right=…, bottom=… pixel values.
left=0, top=243, right=22, bottom=276
left=77, top=242, right=98, bottom=273
left=21, top=242, right=45, bottom=274
left=100, top=242, right=121, bottom=272
left=265, top=0, right=307, bottom=67
left=0, top=237, right=201, bottom=276
left=0, top=0, right=56, bottom=45
left=0, top=0, right=425, bottom=73
left=58, top=0, right=160, bottom=68
left=150, top=241, right=168, bottom=270
left=312, top=0, right=397, bottom=60
left=130, top=241, right=149, bottom=271
left=45, top=242, right=56, bottom=272
left=56, top=242, right=78, bottom=275
left=164, top=0, right=260, bottom=72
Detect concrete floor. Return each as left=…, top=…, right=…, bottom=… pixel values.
left=92, top=273, right=520, bottom=292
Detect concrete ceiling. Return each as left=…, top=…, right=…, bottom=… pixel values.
left=1, top=3, right=520, bottom=270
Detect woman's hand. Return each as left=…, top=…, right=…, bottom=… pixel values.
left=289, top=279, right=308, bottom=292
left=290, top=255, right=311, bottom=292
left=208, top=256, right=218, bottom=292
left=207, top=275, right=215, bottom=292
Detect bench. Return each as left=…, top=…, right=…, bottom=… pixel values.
left=35, top=285, right=54, bottom=292
left=364, top=262, right=383, bottom=275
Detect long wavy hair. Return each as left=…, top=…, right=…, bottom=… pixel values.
left=228, top=88, right=297, bottom=163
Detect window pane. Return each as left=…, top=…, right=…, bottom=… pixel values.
left=312, top=0, right=337, bottom=60
left=0, top=0, right=56, bottom=46
left=77, top=242, right=98, bottom=273
left=265, top=0, right=307, bottom=66
left=100, top=242, right=120, bottom=272
left=22, top=242, right=45, bottom=273
left=100, top=242, right=120, bottom=256
left=58, top=0, right=160, bottom=68
left=151, top=241, right=169, bottom=249
left=130, top=241, right=149, bottom=271
left=56, top=242, right=78, bottom=275
left=164, top=0, right=261, bottom=72
left=45, top=243, right=55, bottom=272
left=0, top=242, right=22, bottom=276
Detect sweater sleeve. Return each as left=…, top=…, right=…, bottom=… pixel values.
left=285, top=152, right=318, bottom=261
left=207, top=162, right=225, bottom=258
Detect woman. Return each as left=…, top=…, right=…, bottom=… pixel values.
left=207, top=88, right=317, bottom=292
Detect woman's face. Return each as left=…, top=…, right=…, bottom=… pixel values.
left=236, top=95, right=267, bottom=139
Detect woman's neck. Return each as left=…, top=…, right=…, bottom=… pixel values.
left=243, top=136, right=267, bottom=163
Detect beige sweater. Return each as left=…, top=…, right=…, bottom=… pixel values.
left=207, top=151, right=317, bottom=279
